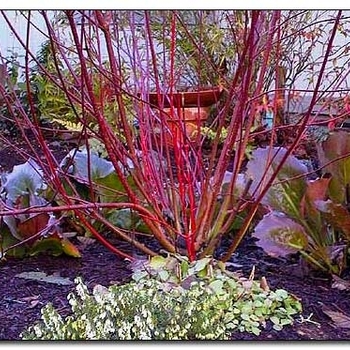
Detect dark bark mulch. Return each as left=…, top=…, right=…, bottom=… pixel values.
left=1, top=234, right=350, bottom=341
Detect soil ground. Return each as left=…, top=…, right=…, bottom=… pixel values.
left=1, top=234, right=350, bottom=342
left=0, top=127, right=350, bottom=342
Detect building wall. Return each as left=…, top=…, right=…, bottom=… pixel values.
left=1, top=10, right=350, bottom=96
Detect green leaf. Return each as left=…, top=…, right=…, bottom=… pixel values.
left=252, top=212, right=308, bottom=257
left=251, top=326, right=261, bottom=336
left=3, top=159, right=45, bottom=202
left=192, top=257, right=211, bottom=273
left=241, top=313, right=251, bottom=321
left=158, top=270, right=169, bottom=282
left=149, top=255, right=167, bottom=270
left=30, top=237, right=65, bottom=257
left=223, top=312, right=236, bottom=323
left=270, top=316, right=280, bottom=325
left=131, top=269, right=148, bottom=282
left=247, top=147, right=308, bottom=218
left=253, top=300, right=264, bottom=308
left=275, top=289, right=289, bottom=299
left=107, top=209, right=133, bottom=230
left=280, top=318, right=292, bottom=326
left=225, top=321, right=238, bottom=330
left=95, top=172, right=131, bottom=202
left=209, top=279, right=224, bottom=294
left=272, top=324, right=283, bottom=331
left=180, top=260, right=189, bottom=278
left=254, top=308, right=264, bottom=317
left=226, top=279, right=238, bottom=291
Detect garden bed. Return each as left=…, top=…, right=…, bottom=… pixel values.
left=1, top=233, right=350, bottom=341
left=1, top=126, right=350, bottom=341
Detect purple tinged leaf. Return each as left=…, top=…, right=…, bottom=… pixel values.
left=316, top=130, right=350, bottom=203
left=299, top=178, right=331, bottom=233
left=314, top=200, right=350, bottom=239
left=322, top=306, right=350, bottom=329
left=252, top=212, right=308, bottom=257
left=246, top=147, right=307, bottom=215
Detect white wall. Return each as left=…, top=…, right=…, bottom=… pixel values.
left=1, top=10, right=350, bottom=96
left=0, top=11, right=52, bottom=64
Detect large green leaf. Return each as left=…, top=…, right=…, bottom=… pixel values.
left=246, top=147, right=308, bottom=219
left=95, top=172, right=132, bottom=203
left=316, top=130, right=350, bottom=204
left=315, top=200, right=350, bottom=240
left=300, top=177, right=331, bottom=231
left=60, top=150, right=114, bottom=183
left=252, top=212, right=309, bottom=257
left=30, top=236, right=81, bottom=258
left=107, top=209, right=133, bottom=230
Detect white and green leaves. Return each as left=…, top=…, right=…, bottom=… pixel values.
left=22, top=265, right=302, bottom=340
left=2, top=159, right=46, bottom=203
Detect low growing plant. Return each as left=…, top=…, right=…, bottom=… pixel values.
left=21, top=255, right=302, bottom=340
left=0, top=159, right=80, bottom=258
left=248, top=143, right=350, bottom=275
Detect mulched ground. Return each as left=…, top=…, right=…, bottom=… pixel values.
left=1, top=125, right=350, bottom=342
left=1, top=234, right=350, bottom=341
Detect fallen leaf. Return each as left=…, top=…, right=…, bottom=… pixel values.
left=62, top=231, right=78, bottom=238
left=260, top=276, right=270, bottom=291
left=322, top=306, right=350, bottom=329
left=15, top=271, right=73, bottom=286
left=29, top=299, right=41, bottom=308
left=76, top=236, right=96, bottom=250
left=332, top=274, right=350, bottom=291
left=21, top=295, right=39, bottom=302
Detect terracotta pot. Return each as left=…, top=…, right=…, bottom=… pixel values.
left=147, top=86, right=223, bottom=108
left=146, top=86, right=223, bottom=145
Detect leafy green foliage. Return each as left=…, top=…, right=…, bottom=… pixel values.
left=1, top=10, right=346, bottom=265
left=59, top=150, right=148, bottom=233
left=252, top=213, right=309, bottom=257
left=249, top=145, right=350, bottom=275
left=21, top=255, right=302, bottom=340
left=200, top=125, right=258, bottom=159
left=247, top=147, right=308, bottom=218
left=316, top=130, right=350, bottom=204
left=0, top=159, right=79, bottom=258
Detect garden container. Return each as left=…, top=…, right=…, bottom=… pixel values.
left=146, top=86, right=223, bottom=145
